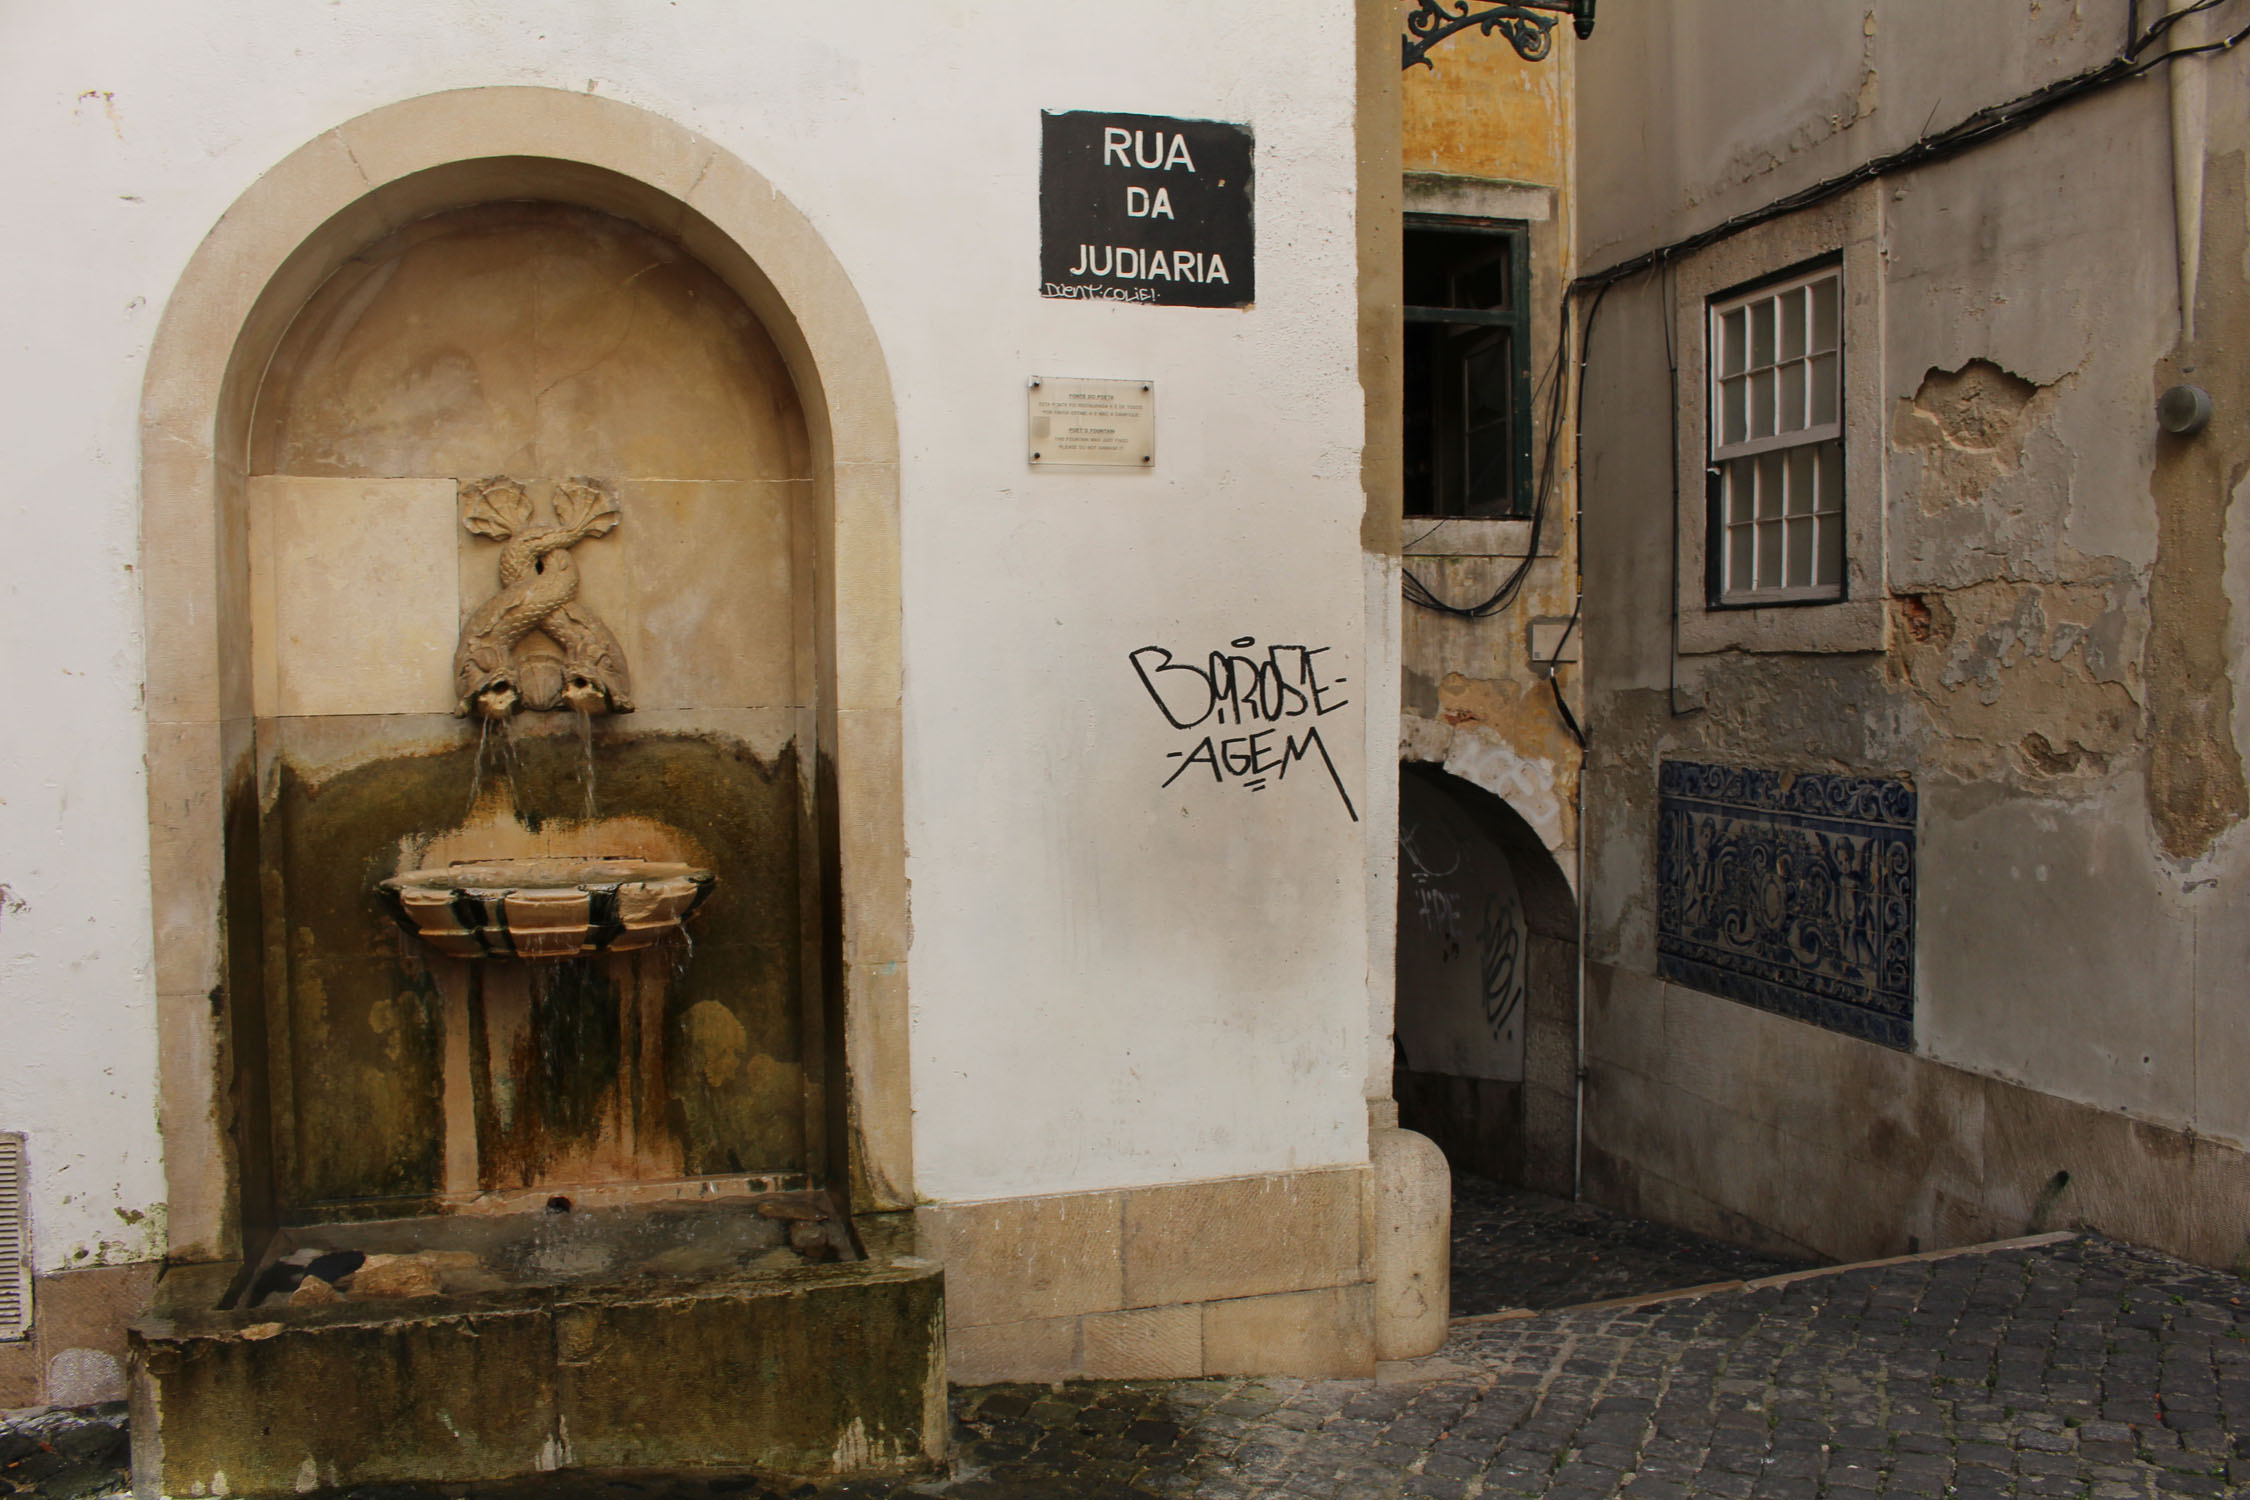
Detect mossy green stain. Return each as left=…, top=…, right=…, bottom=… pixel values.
left=264, top=730, right=814, bottom=1218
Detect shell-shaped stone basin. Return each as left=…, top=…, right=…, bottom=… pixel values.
left=378, top=858, right=715, bottom=960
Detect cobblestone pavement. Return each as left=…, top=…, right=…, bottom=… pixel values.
left=0, top=1404, right=127, bottom=1500
left=1449, top=1176, right=1813, bottom=1317
left=10, top=1235, right=2248, bottom=1499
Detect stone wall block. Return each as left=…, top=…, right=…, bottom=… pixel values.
left=1121, top=1169, right=1365, bottom=1309
left=915, top=1192, right=1122, bottom=1328
left=1201, top=1285, right=1375, bottom=1379
left=945, top=1315, right=1079, bottom=1386
left=1081, top=1305, right=1202, bottom=1380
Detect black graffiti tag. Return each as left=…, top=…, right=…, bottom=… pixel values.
left=1129, top=636, right=1358, bottom=821
left=1478, top=893, right=1525, bottom=1040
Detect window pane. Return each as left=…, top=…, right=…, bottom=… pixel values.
left=1816, top=438, right=1844, bottom=515
left=1452, top=244, right=1513, bottom=311
left=1462, top=334, right=1513, bottom=507
left=1404, top=227, right=1518, bottom=310
left=1721, top=375, right=1747, bottom=446
left=1809, top=352, right=1840, bottom=426
left=1785, top=515, right=1815, bottom=586
left=1780, top=288, right=1807, bottom=361
left=1726, top=458, right=1754, bottom=524
left=1816, top=512, right=1844, bottom=588
left=1750, top=369, right=1776, bottom=439
left=1786, top=447, right=1816, bottom=514
left=1756, top=452, right=1785, bottom=518
left=1756, top=520, right=1783, bottom=589
left=1720, top=309, right=1747, bottom=377
left=1729, top=519, right=1754, bottom=592
left=1778, top=360, right=1807, bottom=433
left=1750, top=298, right=1776, bottom=368
left=1404, top=226, right=1533, bottom=519
left=1810, top=274, right=1840, bottom=352
left=1463, top=336, right=1510, bottom=429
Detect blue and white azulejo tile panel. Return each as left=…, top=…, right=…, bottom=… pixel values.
left=1656, top=759, right=1917, bottom=1050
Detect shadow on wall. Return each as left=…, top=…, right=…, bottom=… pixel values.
left=1394, top=762, right=1577, bottom=1194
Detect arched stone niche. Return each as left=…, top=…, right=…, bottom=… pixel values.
left=141, top=89, right=909, bottom=1265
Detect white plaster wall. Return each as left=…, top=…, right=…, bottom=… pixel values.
left=0, top=1, right=1371, bottom=1262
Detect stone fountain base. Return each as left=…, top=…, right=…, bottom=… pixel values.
left=127, top=1209, right=945, bottom=1498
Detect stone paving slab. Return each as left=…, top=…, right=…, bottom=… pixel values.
left=1448, top=1176, right=1812, bottom=1317
left=9, top=1235, right=2249, bottom=1499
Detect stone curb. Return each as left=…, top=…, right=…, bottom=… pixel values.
left=1449, top=1229, right=2080, bottom=1325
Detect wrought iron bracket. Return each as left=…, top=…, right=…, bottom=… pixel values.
left=1402, top=0, right=1595, bottom=69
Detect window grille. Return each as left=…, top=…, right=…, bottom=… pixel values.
left=0, top=1135, right=27, bottom=1341
left=1709, top=265, right=1844, bottom=603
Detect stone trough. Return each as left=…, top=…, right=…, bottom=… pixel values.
left=129, top=1206, right=945, bottom=1497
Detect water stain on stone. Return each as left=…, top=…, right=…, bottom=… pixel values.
left=259, top=731, right=818, bottom=1219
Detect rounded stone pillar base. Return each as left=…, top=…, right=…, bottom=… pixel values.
left=1368, top=1123, right=1451, bottom=1360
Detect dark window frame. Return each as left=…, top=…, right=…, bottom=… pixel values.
left=1403, top=214, right=1535, bottom=521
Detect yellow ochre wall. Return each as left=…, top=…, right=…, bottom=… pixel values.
left=1404, top=20, right=1572, bottom=184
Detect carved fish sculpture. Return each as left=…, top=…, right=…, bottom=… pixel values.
left=452, top=476, right=635, bottom=719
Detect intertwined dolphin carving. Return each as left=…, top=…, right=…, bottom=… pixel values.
left=452, top=475, right=634, bottom=720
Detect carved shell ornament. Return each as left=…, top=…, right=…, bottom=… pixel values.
left=452, top=475, right=634, bottom=720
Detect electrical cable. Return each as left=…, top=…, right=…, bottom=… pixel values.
left=2130, top=0, right=2239, bottom=56
left=2136, top=15, right=2250, bottom=65
left=1544, top=597, right=1585, bottom=747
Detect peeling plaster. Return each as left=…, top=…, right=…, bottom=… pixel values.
left=1890, top=581, right=2141, bottom=787
left=1399, top=713, right=1572, bottom=883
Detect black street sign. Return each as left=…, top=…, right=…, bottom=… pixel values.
left=1040, top=109, right=1254, bottom=309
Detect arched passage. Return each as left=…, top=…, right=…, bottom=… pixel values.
left=139, top=90, right=909, bottom=1267
left=1394, top=760, right=1578, bottom=1195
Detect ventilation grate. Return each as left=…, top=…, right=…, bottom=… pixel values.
left=0, top=1135, right=27, bottom=1340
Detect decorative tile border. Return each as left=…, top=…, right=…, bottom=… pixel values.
left=1656, top=759, right=1916, bottom=1050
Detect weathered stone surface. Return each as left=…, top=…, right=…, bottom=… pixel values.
left=914, top=1191, right=1123, bottom=1329
left=345, top=1256, right=441, bottom=1300
left=555, top=1267, right=944, bottom=1474
left=1121, top=1169, right=1364, bottom=1309
left=946, top=1314, right=1080, bottom=1387
left=129, top=1249, right=944, bottom=1496
left=1201, top=1285, right=1375, bottom=1378
left=1081, top=1305, right=1202, bottom=1381
left=134, top=1297, right=560, bottom=1496
left=1369, top=1127, right=1450, bottom=1360
left=39, top=1235, right=2250, bottom=1499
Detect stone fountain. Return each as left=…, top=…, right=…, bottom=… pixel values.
left=131, top=259, right=945, bottom=1497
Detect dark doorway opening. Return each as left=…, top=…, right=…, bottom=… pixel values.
left=1394, top=761, right=1578, bottom=1194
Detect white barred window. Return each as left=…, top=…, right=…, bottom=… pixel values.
left=1709, top=265, right=1844, bottom=603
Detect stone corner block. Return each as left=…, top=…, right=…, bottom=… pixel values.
left=1122, top=1167, right=1366, bottom=1309
left=1368, top=1127, right=1450, bottom=1361
left=1202, top=1284, right=1375, bottom=1379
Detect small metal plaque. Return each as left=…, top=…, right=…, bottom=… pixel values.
left=1027, top=377, right=1154, bottom=467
